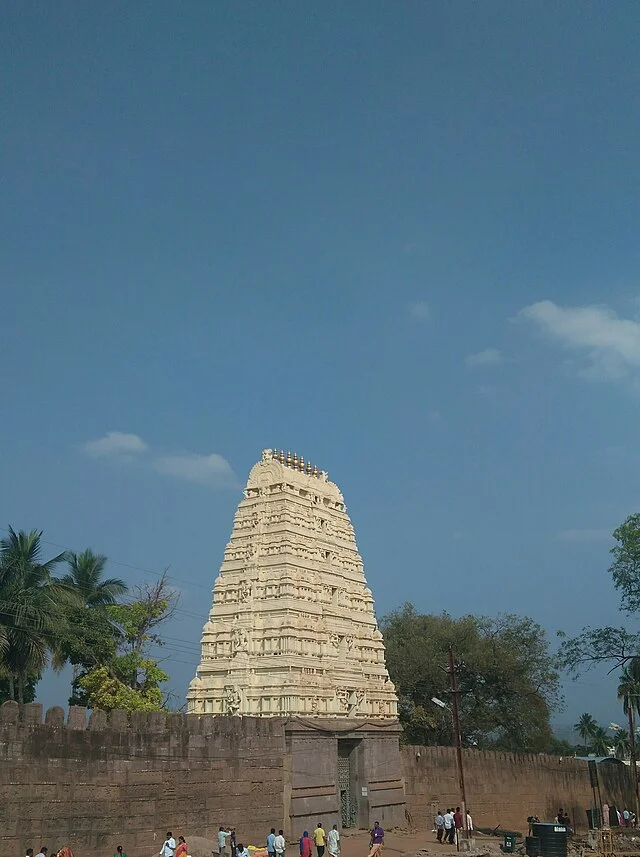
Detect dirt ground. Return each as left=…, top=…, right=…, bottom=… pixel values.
left=183, top=830, right=506, bottom=857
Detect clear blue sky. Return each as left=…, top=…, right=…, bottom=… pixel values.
left=2, top=2, right=639, bottom=731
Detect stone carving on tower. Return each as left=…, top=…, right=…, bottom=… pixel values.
left=187, top=449, right=398, bottom=718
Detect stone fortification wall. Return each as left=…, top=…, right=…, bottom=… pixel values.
left=0, top=702, right=286, bottom=857
left=400, top=745, right=635, bottom=834
left=2, top=702, right=636, bottom=857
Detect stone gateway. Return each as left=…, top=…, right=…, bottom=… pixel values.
left=187, top=449, right=398, bottom=719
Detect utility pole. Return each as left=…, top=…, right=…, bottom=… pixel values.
left=448, top=645, right=468, bottom=844
left=627, top=703, right=640, bottom=823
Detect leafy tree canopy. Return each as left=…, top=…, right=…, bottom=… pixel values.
left=381, top=604, right=561, bottom=752
left=559, top=515, right=640, bottom=674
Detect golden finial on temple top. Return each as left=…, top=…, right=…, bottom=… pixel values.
left=279, top=449, right=285, bottom=463
left=306, top=461, right=312, bottom=474
left=293, top=452, right=298, bottom=469
left=286, top=450, right=292, bottom=467
left=312, top=464, right=318, bottom=477
left=299, top=456, right=305, bottom=471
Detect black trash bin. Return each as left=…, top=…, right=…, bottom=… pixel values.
left=532, top=823, right=568, bottom=857
left=525, top=836, right=541, bottom=857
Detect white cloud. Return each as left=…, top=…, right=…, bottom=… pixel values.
left=153, top=452, right=238, bottom=489
left=518, top=300, right=640, bottom=379
left=465, top=347, right=505, bottom=367
left=409, top=301, right=430, bottom=322
left=556, top=528, right=611, bottom=544
left=82, top=431, right=148, bottom=459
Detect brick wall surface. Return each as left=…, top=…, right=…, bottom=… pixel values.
left=400, top=744, right=635, bottom=835
left=0, top=702, right=286, bottom=857
left=2, top=701, right=636, bottom=857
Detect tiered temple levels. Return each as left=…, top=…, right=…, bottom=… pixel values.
left=187, top=449, right=398, bottom=718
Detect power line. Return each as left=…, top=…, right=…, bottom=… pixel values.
left=0, top=526, right=214, bottom=593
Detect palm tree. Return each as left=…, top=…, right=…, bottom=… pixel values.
left=613, top=728, right=631, bottom=760
left=590, top=725, right=612, bottom=757
left=574, top=712, right=598, bottom=751
left=55, top=550, right=127, bottom=690
left=618, top=659, right=640, bottom=718
left=0, top=527, right=69, bottom=703
left=62, top=550, right=127, bottom=608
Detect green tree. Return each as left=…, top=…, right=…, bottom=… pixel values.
left=590, top=725, right=612, bottom=756
left=78, top=573, right=175, bottom=712
left=53, top=549, right=127, bottom=701
left=617, top=658, right=640, bottom=718
left=612, top=728, right=630, bottom=760
left=574, top=712, right=598, bottom=751
left=381, top=604, right=561, bottom=752
left=78, top=657, right=168, bottom=712
left=559, top=516, right=640, bottom=674
left=61, top=550, right=127, bottom=608
left=0, top=527, right=72, bottom=703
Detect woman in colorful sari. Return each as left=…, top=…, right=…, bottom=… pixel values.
left=175, top=836, right=188, bottom=857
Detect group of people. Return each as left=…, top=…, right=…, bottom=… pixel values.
left=435, top=808, right=473, bottom=844
left=602, top=804, right=637, bottom=828
left=24, top=846, right=74, bottom=857
left=268, top=821, right=342, bottom=857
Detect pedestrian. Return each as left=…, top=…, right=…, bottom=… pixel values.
left=436, top=811, right=444, bottom=843
left=176, top=837, right=187, bottom=857
left=267, top=828, right=277, bottom=857
left=113, top=846, right=128, bottom=857
left=367, top=822, right=384, bottom=857
left=443, top=810, right=454, bottom=844
left=603, top=804, right=610, bottom=829
left=327, top=825, right=340, bottom=857
left=25, top=850, right=34, bottom=857
left=218, top=828, right=232, bottom=857
left=466, top=810, right=473, bottom=834
left=35, top=847, right=48, bottom=857
left=161, top=834, right=176, bottom=857
left=275, top=829, right=286, bottom=857
left=230, top=830, right=237, bottom=857
left=454, top=807, right=463, bottom=840
left=313, top=823, right=326, bottom=857
left=624, top=809, right=631, bottom=827
left=300, top=831, right=313, bottom=857
left=237, top=844, right=250, bottom=857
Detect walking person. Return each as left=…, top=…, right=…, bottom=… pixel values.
left=313, top=823, right=326, bottom=857
left=300, top=831, right=313, bottom=857
left=218, top=828, right=232, bottom=857
left=466, top=810, right=473, bottom=834
left=267, top=829, right=277, bottom=857
left=443, top=811, right=454, bottom=845
left=367, top=822, right=384, bottom=857
left=161, top=834, right=176, bottom=857
left=274, top=830, right=286, bottom=857
left=454, top=807, right=463, bottom=843
left=436, top=811, right=444, bottom=843
left=327, top=825, right=340, bottom=857
left=113, top=846, right=127, bottom=857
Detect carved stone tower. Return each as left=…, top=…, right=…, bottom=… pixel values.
left=187, top=449, right=398, bottom=718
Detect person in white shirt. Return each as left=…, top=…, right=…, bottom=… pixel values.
left=274, top=830, right=286, bottom=857
left=444, top=810, right=455, bottom=844
left=218, top=829, right=232, bottom=857
left=236, top=844, right=250, bottom=857
left=35, top=848, right=47, bottom=857
left=327, top=825, right=340, bottom=857
left=160, top=834, right=176, bottom=857
left=466, top=810, right=473, bottom=833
